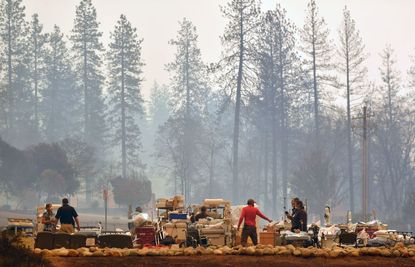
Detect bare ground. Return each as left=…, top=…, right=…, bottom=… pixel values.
left=47, top=255, right=415, bottom=267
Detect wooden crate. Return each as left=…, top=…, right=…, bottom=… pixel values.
left=205, top=234, right=226, bottom=246
left=259, top=231, right=280, bottom=246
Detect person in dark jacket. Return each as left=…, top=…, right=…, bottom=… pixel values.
left=285, top=197, right=300, bottom=221
left=291, top=200, right=307, bottom=232
left=55, top=198, right=80, bottom=233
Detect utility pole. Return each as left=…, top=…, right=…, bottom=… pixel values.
left=362, top=106, right=368, bottom=222
left=353, top=105, right=374, bottom=222
left=103, top=187, right=108, bottom=232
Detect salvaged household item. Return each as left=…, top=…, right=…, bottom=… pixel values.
left=195, top=199, right=234, bottom=246
left=134, top=227, right=156, bottom=245
left=98, top=232, right=133, bottom=248
left=53, top=232, right=71, bottom=248
left=259, top=231, right=281, bottom=246
left=5, top=218, right=34, bottom=236
left=34, top=231, right=54, bottom=249
left=163, top=221, right=188, bottom=242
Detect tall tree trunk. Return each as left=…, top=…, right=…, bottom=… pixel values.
left=83, top=32, right=89, bottom=144
left=279, top=39, right=288, bottom=214
left=50, top=46, right=57, bottom=140
left=387, top=73, right=392, bottom=124
left=271, top=101, right=278, bottom=217
left=184, top=38, right=191, bottom=202
left=121, top=24, right=127, bottom=179
left=258, top=133, right=263, bottom=203
left=7, top=5, right=13, bottom=133
left=232, top=11, right=244, bottom=204
left=264, top=127, right=269, bottom=210
left=34, top=32, right=39, bottom=136
left=280, top=80, right=288, bottom=213
left=83, top=29, right=91, bottom=202
left=345, top=32, right=354, bottom=214
left=312, top=24, right=319, bottom=142
left=209, top=142, right=215, bottom=198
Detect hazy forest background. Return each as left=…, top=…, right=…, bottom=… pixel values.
left=0, top=0, right=415, bottom=226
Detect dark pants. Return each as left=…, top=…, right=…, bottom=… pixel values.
left=241, top=225, right=257, bottom=246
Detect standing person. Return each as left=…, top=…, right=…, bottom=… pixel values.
left=128, top=206, right=143, bottom=232
left=55, top=198, right=80, bottom=233
left=237, top=199, right=272, bottom=246
left=291, top=200, right=308, bottom=232
left=285, top=197, right=300, bottom=221
left=42, top=203, right=55, bottom=232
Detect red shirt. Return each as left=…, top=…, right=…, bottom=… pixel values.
left=238, top=205, right=270, bottom=228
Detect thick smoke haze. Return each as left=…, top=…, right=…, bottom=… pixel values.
left=1, top=0, right=415, bottom=229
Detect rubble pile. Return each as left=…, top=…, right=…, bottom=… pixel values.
left=33, top=243, right=415, bottom=261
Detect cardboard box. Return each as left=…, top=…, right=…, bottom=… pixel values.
left=164, top=223, right=187, bottom=241
left=156, top=199, right=168, bottom=208
left=206, top=234, right=226, bottom=246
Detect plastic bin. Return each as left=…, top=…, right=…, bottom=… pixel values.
left=169, top=213, right=187, bottom=220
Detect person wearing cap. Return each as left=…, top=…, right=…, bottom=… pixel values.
left=237, top=199, right=272, bottom=246
left=55, top=198, right=80, bottom=233
left=128, top=206, right=143, bottom=232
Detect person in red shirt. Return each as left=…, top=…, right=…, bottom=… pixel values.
left=237, top=199, right=272, bottom=246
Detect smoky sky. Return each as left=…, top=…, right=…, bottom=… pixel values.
left=24, top=0, right=415, bottom=99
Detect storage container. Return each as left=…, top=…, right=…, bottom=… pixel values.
left=169, top=213, right=187, bottom=220
left=135, top=227, right=155, bottom=245
left=163, top=222, right=187, bottom=241
left=259, top=231, right=280, bottom=246
left=205, top=234, right=226, bottom=246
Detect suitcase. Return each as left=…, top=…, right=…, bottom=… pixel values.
left=34, top=231, right=54, bottom=249
left=98, top=234, right=133, bottom=248
left=53, top=232, right=71, bottom=248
